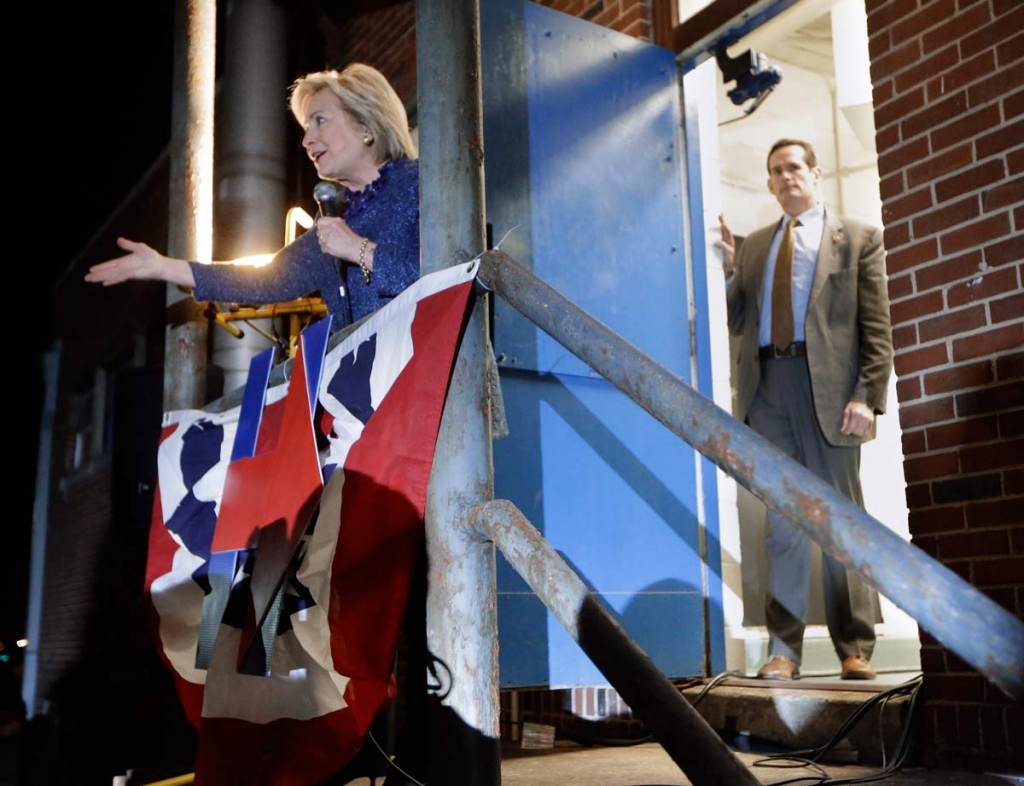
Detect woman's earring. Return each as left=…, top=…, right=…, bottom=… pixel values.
left=363, top=135, right=373, bottom=146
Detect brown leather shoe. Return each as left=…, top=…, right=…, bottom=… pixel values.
left=757, top=655, right=801, bottom=681
left=841, top=656, right=877, bottom=680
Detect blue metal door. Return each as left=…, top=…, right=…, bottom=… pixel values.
left=481, top=1, right=723, bottom=687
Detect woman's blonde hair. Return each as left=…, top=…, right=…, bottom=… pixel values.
left=289, top=63, right=417, bottom=162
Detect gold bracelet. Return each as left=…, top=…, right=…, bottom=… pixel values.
left=358, top=237, right=371, bottom=284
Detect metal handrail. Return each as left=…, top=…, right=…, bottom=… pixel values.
left=475, top=248, right=1024, bottom=702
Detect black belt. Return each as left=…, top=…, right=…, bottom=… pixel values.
left=759, top=341, right=807, bottom=360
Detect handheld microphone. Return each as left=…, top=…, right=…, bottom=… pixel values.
left=312, top=181, right=354, bottom=324
left=313, top=180, right=341, bottom=218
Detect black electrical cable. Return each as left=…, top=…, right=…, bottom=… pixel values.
left=718, top=86, right=777, bottom=126
left=750, top=674, right=924, bottom=785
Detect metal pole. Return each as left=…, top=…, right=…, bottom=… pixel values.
left=416, top=1, right=501, bottom=784
left=471, top=499, right=760, bottom=786
left=478, top=249, right=1024, bottom=701
left=164, top=0, right=215, bottom=411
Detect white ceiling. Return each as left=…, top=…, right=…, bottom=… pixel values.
left=734, top=0, right=838, bottom=78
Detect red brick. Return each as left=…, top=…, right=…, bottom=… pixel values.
left=976, top=118, right=1024, bottom=160
left=984, top=233, right=1024, bottom=267
left=947, top=267, right=1020, bottom=308
left=925, top=51, right=995, bottom=103
left=903, top=91, right=970, bottom=142
left=925, top=673, right=988, bottom=702
left=1005, top=88, right=1024, bottom=120
left=961, top=438, right=1024, bottom=473
left=952, top=322, right=1024, bottom=362
left=888, top=238, right=940, bottom=273
left=867, top=0, right=921, bottom=33
left=923, top=359, right=994, bottom=394
left=907, top=481, right=933, bottom=508
left=921, top=1, right=991, bottom=52
left=1011, top=525, right=1024, bottom=553
left=980, top=706, right=1009, bottom=754
left=969, top=72, right=1023, bottom=114
left=958, top=705, right=983, bottom=748
left=900, top=395, right=956, bottom=428
left=898, top=374, right=923, bottom=401
left=967, top=498, right=1024, bottom=528
left=1003, top=411, right=1024, bottom=438
left=896, top=43, right=960, bottom=95
left=995, top=31, right=1024, bottom=67
left=902, top=427, right=928, bottom=454
left=973, top=555, right=1024, bottom=584
left=889, top=274, right=915, bottom=303
left=869, top=24, right=892, bottom=59
left=879, top=137, right=930, bottom=178
left=892, top=0, right=956, bottom=43
left=937, top=528, right=1010, bottom=559
left=995, top=351, right=1024, bottom=381
left=991, top=293, right=1024, bottom=325
left=919, top=304, right=987, bottom=343
left=935, top=160, right=1006, bottom=203
left=885, top=220, right=911, bottom=250
left=994, top=0, right=1021, bottom=15
left=891, top=290, right=945, bottom=324
left=932, top=105, right=1002, bottom=152
left=933, top=471, right=1002, bottom=503
left=957, top=381, right=1024, bottom=416
left=1011, top=150, right=1024, bottom=176
left=919, top=646, right=948, bottom=673
left=896, top=342, right=950, bottom=375
left=906, top=144, right=974, bottom=190
left=961, top=5, right=1024, bottom=58
left=913, top=533, right=939, bottom=556
left=912, top=196, right=980, bottom=236
left=915, top=250, right=985, bottom=292
left=905, top=451, right=960, bottom=482
left=876, top=89, right=933, bottom=138
left=871, top=38, right=923, bottom=84
left=927, top=414, right=999, bottom=448
left=892, top=321, right=919, bottom=349
left=982, top=178, right=1024, bottom=213
left=909, top=504, right=966, bottom=534
left=876, top=119, right=899, bottom=151
left=880, top=171, right=905, bottom=201
left=940, top=213, right=1012, bottom=256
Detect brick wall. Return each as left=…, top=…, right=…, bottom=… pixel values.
left=867, top=0, right=1023, bottom=770
left=319, top=0, right=653, bottom=113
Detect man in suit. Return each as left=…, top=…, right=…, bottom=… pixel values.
left=718, top=138, right=893, bottom=682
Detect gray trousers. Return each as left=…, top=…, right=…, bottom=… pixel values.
left=747, top=355, right=879, bottom=664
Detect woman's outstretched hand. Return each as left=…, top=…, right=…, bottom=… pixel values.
left=85, top=237, right=196, bottom=288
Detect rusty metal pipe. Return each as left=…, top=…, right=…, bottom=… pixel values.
left=477, top=248, right=1024, bottom=700
left=470, top=498, right=760, bottom=786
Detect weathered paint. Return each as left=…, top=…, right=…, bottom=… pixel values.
left=477, top=248, right=1024, bottom=701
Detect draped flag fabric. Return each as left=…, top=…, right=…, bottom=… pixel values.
left=143, top=260, right=480, bottom=785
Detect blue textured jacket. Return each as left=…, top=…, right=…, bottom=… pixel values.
left=190, top=158, right=420, bottom=328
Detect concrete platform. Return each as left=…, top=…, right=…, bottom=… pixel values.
left=500, top=739, right=1022, bottom=785
left=493, top=671, right=1023, bottom=786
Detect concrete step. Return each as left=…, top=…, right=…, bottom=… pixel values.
left=679, top=671, right=923, bottom=766
left=505, top=671, right=923, bottom=768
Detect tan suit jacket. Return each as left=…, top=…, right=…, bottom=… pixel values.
left=727, top=209, right=893, bottom=447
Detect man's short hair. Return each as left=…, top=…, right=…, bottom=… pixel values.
left=767, top=139, right=817, bottom=171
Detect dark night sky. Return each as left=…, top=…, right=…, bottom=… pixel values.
left=6, top=3, right=175, bottom=644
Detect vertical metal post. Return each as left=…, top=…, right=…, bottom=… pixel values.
left=471, top=499, right=760, bottom=786
left=417, top=0, right=501, bottom=783
left=211, top=0, right=287, bottom=395
left=165, top=0, right=215, bottom=411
